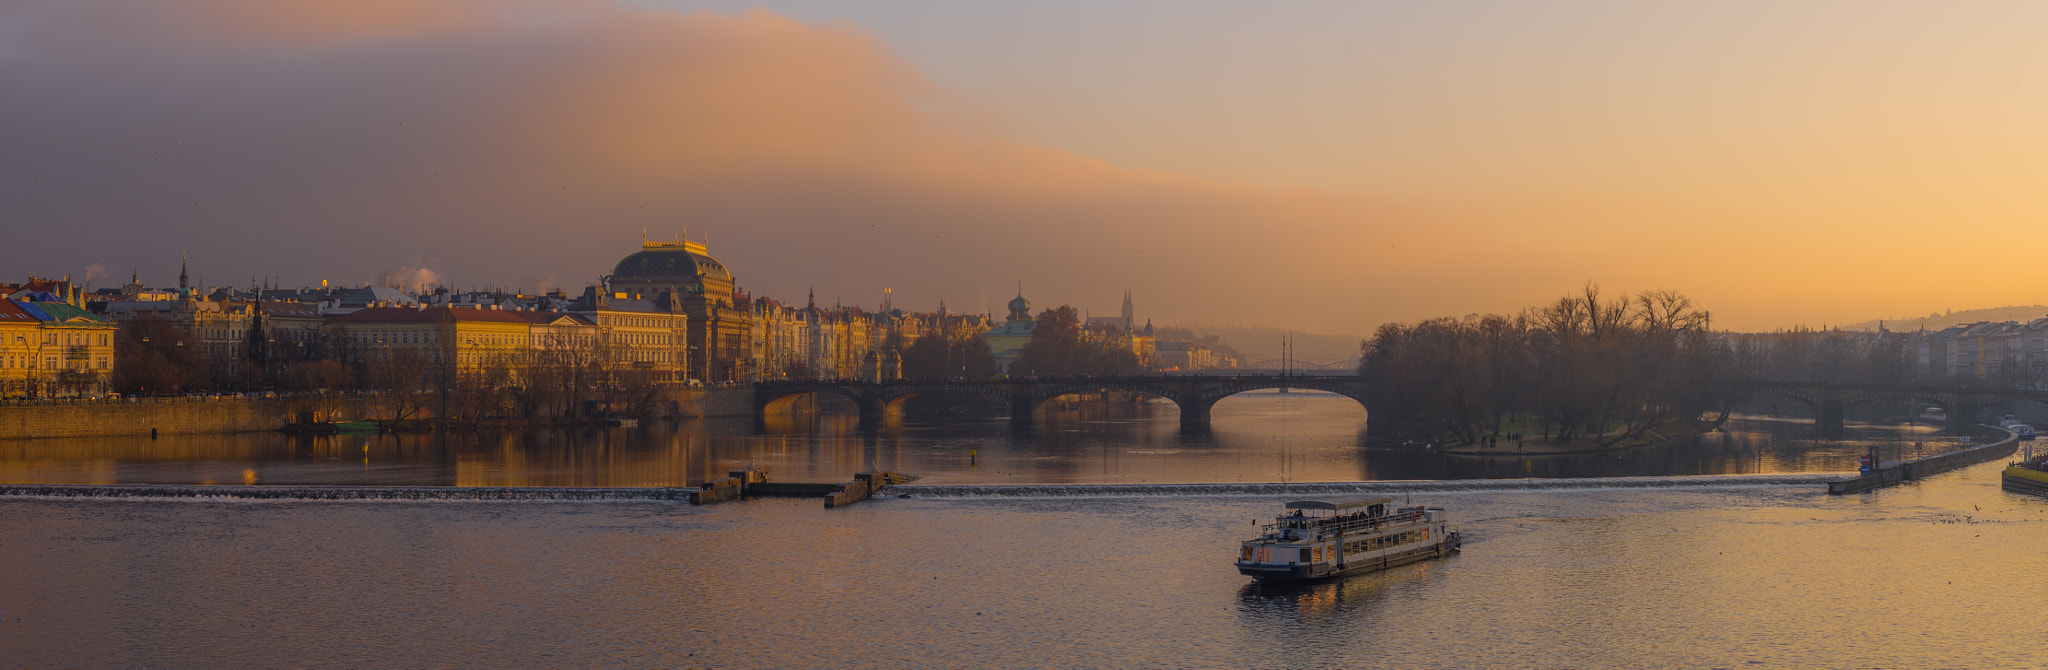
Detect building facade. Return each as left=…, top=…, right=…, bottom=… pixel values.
left=605, top=238, right=756, bottom=384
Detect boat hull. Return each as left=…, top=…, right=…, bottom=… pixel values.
left=2002, top=466, right=2048, bottom=497
left=1238, top=538, right=1460, bottom=582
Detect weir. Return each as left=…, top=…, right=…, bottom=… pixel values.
left=893, top=474, right=1840, bottom=499
left=692, top=468, right=916, bottom=508
left=0, top=473, right=1837, bottom=503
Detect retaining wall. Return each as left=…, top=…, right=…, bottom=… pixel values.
left=1828, top=427, right=2019, bottom=494
left=0, top=386, right=758, bottom=440
left=667, top=387, right=755, bottom=419
left=0, top=397, right=384, bottom=440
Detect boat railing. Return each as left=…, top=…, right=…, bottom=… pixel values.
left=1262, top=510, right=1427, bottom=538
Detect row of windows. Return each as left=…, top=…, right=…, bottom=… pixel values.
left=1342, top=529, right=1427, bottom=557
left=39, top=333, right=111, bottom=346
left=602, top=316, right=678, bottom=328
left=0, top=355, right=108, bottom=370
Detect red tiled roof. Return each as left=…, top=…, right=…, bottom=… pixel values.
left=0, top=300, right=34, bottom=322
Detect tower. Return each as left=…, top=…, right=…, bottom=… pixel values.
left=1006, top=284, right=1031, bottom=322
left=1121, top=290, right=1134, bottom=331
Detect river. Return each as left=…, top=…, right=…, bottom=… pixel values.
left=0, top=392, right=1975, bottom=487
left=5, top=393, right=2039, bottom=668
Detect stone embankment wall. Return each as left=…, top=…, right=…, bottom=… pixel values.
left=1828, top=427, right=2019, bottom=494
left=0, top=387, right=758, bottom=440
left=666, top=387, right=755, bottom=419
left=0, top=397, right=384, bottom=440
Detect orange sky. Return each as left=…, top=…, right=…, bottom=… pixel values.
left=5, top=1, right=2047, bottom=334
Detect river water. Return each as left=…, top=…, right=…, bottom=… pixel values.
left=0, top=392, right=1976, bottom=487
left=6, top=393, right=2040, bottom=668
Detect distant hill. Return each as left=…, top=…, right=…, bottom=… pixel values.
left=1842, top=305, right=2048, bottom=332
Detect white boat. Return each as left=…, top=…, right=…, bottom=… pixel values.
left=1236, top=496, right=1461, bottom=582
left=2015, top=425, right=2036, bottom=441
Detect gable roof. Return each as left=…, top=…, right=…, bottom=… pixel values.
left=0, top=300, right=36, bottom=323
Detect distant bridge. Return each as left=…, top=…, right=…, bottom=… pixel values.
left=755, top=374, right=1368, bottom=431
left=1747, top=380, right=2048, bottom=437
left=1241, top=359, right=1360, bottom=372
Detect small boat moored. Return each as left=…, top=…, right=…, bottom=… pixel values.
left=1236, top=496, right=1460, bottom=582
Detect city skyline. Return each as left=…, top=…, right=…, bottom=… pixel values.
left=11, top=2, right=2048, bottom=334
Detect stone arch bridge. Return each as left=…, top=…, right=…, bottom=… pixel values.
left=755, top=375, right=1370, bottom=431
left=1748, top=380, right=2048, bottom=437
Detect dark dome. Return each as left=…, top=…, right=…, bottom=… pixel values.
left=1007, top=293, right=1031, bottom=321
left=611, top=243, right=733, bottom=286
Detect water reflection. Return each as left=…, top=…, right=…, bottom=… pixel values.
left=0, top=392, right=1974, bottom=486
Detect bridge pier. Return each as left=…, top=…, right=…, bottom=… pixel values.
left=1945, top=399, right=1981, bottom=435
left=1817, top=395, right=1845, bottom=439
left=1177, top=397, right=1216, bottom=433
left=856, top=393, right=885, bottom=431
left=1010, top=395, right=1038, bottom=428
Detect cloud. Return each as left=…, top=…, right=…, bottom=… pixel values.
left=0, top=1, right=1512, bottom=334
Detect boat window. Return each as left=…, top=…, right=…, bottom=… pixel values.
left=1299, top=548, right=1312, bottom=563
left=1241, top=546, right=1254, bottom=561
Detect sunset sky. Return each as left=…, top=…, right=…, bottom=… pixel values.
left=7, top=1, right=2048, bottom=335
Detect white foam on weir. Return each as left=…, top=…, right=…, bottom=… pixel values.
left=889, top=474, right=1846, bottom=499
left=0, top=474, right=1849, bottom=503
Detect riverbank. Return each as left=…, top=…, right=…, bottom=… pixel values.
left=1439, top=430, right=1698, bottom=456
left=0, top=387, right=756, bottom=440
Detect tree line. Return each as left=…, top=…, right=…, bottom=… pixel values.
left=1359, top=285, right=1743, bottom=448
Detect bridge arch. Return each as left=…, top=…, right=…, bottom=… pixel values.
left=753, top=375, right=1373, bottom=431
left=755, top=383, right=867, bottom=420
left=875, top=384, right=1015, bottom=418
left=1010, top=377, right=1371, bottom=431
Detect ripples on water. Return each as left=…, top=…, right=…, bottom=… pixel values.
left=3, top=394, right=2034, bottom=668
left=3, top=460, right=2044, bottom=668
left=0, top=393, right=1972, bottom=486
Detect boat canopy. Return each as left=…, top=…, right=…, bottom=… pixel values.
left=1285, top=496, right=1393, bottom=512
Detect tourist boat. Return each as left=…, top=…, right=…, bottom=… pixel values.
left=2003, top=455, right=2048, bottom=497
left=1236, top=496, right=1461, bottom=582
left=2014, top=425, right=2036, bottom=441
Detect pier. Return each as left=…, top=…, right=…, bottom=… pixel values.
left=1827, top=426, right=2018, bottom=494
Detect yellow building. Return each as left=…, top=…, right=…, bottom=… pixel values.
left=0, top=299, right=117, bottom=397
left=572, top=295, right=687, bottom=379
left=603, top=238, right=755, bottom=383
left=986, top=292, right=1037, bottom=374
left=326, top=306, right=539, bottom=375
left=0, top=299, right=44, bottom=397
